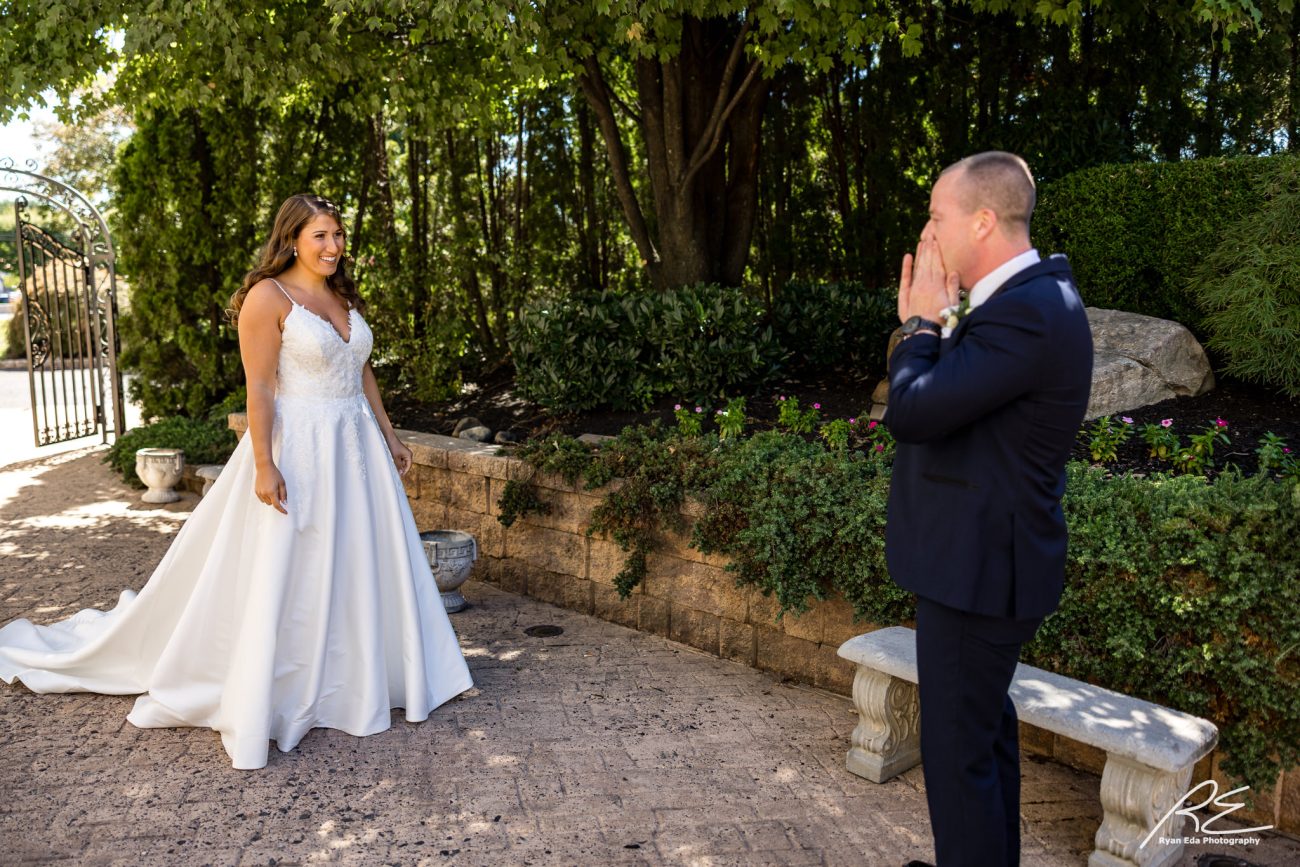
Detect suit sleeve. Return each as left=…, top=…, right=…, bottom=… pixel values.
left=884, top=295, right=1049, bottom=443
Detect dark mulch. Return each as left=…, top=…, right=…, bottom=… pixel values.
left=387, top=364, right=1300, bottom=479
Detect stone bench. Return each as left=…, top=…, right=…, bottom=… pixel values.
left=838, top=626, right=1218, bottom=867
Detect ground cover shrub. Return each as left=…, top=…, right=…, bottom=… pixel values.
left=1191, top=158, right=1300, bottom=398
left=768, top=281, right=896, bottom=370
left=105, top=415, right=238, bottom=486
left=509, top=280, right=897, bottom=413
left=497, top=416, right=1300, bottom=794
left=1034, top=155, right=1293, bottom=335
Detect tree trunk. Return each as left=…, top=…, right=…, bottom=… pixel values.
left=575, top=100, right=601, bottom=288
left=445, top=129, right=496, bottom=356
left=578, top=13, right=770, bottom=289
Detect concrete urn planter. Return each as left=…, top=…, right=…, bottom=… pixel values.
left=419, top=530, right=477, bottom=613
left=136, top=448, right=185, bottom=504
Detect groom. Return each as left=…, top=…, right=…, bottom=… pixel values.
left=883, top=151, right=1093, bottom=866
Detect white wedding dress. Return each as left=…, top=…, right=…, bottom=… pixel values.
left=0, top=288, right=473, bottom=769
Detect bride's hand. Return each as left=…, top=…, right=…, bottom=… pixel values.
left=254, top=464, right=288, bottom=514
left=387, top=433, right=413, bottom=476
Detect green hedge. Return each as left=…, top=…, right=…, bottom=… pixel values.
left=499, top=424, right=1300, bottom=794
left=105, top=415, right=239, bottom=487
left=509, top=285, right=782, bottom=411
left=1034, top=155, right=1295, bottom=336
left=509, top=281, right=896, bottom=412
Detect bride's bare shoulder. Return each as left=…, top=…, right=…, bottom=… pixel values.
left=239, top=279, right=292, bottom=328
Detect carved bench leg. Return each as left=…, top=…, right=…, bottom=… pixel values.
left=1089, top=754, right=1193, bottom=867
left=844, top=665, right=921, bottom=783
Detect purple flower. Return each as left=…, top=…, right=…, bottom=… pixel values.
left=1216, top=417, right=1228, bottom=428
left=1285, top=447, right=1292, bottom=454
left=1161, top=418, right=1173, bottom=428
left=1121, top=416, right=1133, bottom=424
left=674, top=404, right=682, bottom=411
left=694, top=406, right=702, bottom=413
left=813, top=403, right=821, bottom=410
left=849, top=418, right=857, bottom=425
left=875, top=444, right=885, bottom=452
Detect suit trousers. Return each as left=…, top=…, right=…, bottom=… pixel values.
left=915, top=596, right=1044, bottom=867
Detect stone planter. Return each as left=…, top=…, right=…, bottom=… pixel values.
left=419, top=530, right=477, bottom=613
left=136, top=448, right=185, bottom=504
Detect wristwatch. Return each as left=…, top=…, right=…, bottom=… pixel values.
left=900, top=315, right=942, bottom=336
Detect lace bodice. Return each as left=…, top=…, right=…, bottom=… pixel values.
left=276, top=301, right=373, bottom=400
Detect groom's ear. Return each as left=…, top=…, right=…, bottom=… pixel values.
left=972, top=208, right=998, bottom=241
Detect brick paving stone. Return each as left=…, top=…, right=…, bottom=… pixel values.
left=3, top=450, right=1300, bottom=865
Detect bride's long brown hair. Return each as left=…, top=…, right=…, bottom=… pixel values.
left=228, top=193, right=365, bottom=325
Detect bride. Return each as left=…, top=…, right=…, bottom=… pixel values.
left=0, top=193, right=473, bottom=769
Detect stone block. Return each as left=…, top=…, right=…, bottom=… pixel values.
left=780, top=605, right=822, bottom=643
left=719, top=620, right=756, bottom=666
left=747, top=589, right=784, bottom=628
left=593, top=584, right=638, bottom=629
left=815, top=645, right=854, bottom=694
left=528, top=570, right=572, bottom=608
left=755, top=626, right=818, bottom=683
left=400, top=466, right=420, bottom=501
left=1209, top=751, right=1278, bottom=829
left=401, top=431, right=451, bottom=469
left=668, top=606, right=720, bottom=655
left=657, top=522, right=731, bottom=569
left=494, top=483, right=600, bottom=535
left=638, top=596, right=671, bottom=638
left=820, top=596, right=869, bottom=648
left=408, top=498, right=446, bottom=533
left=587, top=538, right=629, bottom=587
left=1279, top=766, right=1300, bottom=836
left=1053, top=735, right=1107, bottom=777
left=643, top=555, right=746, bottom=621
left=489, top=558, right=528, bottom=595
left=1018, top=721, right=1055, bottom=759
left=564, top=577, right=595, bottom=614
left=444, top=506, right=504, bottom=559
left=505, top=523, right=586, bottom=578
left=447, top=443, right=513, bottom=480
left=446, top=471, right=489, bottom=514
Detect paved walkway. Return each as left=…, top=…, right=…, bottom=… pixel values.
left=2, top=449, right=1297, bottom=865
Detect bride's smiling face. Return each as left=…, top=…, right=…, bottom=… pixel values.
left=294, top=213, right=345, bottom=279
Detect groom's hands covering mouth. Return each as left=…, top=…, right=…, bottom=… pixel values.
left=898, top=231, right=960, bottom=325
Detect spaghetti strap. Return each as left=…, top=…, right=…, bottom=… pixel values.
left=269, top=278, right=298, bottom=306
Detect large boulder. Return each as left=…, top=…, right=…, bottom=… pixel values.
left=868, top=307, right=1214, bottom=421
left=1085, top=307, right=1214, bottom=419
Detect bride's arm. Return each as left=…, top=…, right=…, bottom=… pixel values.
left=238, top=282, right=290, bottom=513
left=361, top=362, right=413, bottom=476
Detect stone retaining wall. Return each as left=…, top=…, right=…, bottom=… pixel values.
left=228, top=414, right=1296, bottom=833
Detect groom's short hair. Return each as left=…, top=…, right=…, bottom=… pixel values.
left=942, top=151, right=1036, bottom=235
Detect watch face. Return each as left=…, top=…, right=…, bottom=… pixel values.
left=902, top=315, right=922, bottom=334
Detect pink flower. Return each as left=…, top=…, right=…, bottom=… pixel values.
left=813, top=403, right=821, bottom=410
left=779, top=395, right=786, bottom=401
left=674, top=404, right=682, bottom=411
left=868, top=420, right=878, bottom=430
left=1285, top=448, right=1292, bottom=454
left=716, top=409, right=723, bottom=415
left=1216, top=418, right=1228, bottom=427
left=848, top=418, right=857, bottom=425
left=875, top=444, right=885, bottom=452
left=694, top=406, right=702, bottom=413
left=1161, top=419, right=1173, bottom=428
left=1121, top=416, right=1133, bottom=424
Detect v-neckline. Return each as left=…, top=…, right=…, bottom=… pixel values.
left=292, top=303, right=354, bottom=346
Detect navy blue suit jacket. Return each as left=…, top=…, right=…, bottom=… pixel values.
left=884, top=255, right=1093, bottom=621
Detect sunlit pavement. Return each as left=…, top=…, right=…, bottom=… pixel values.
left=1, top=452, right=1297, bottom=865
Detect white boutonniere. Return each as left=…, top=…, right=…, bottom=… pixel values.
left=939, top=290, right=971, bottom=331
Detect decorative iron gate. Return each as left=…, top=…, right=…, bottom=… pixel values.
left=1, top=160, right=125, bottom=446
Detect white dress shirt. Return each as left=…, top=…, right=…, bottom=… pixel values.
left=941, top=248, right=1041, bottom=338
